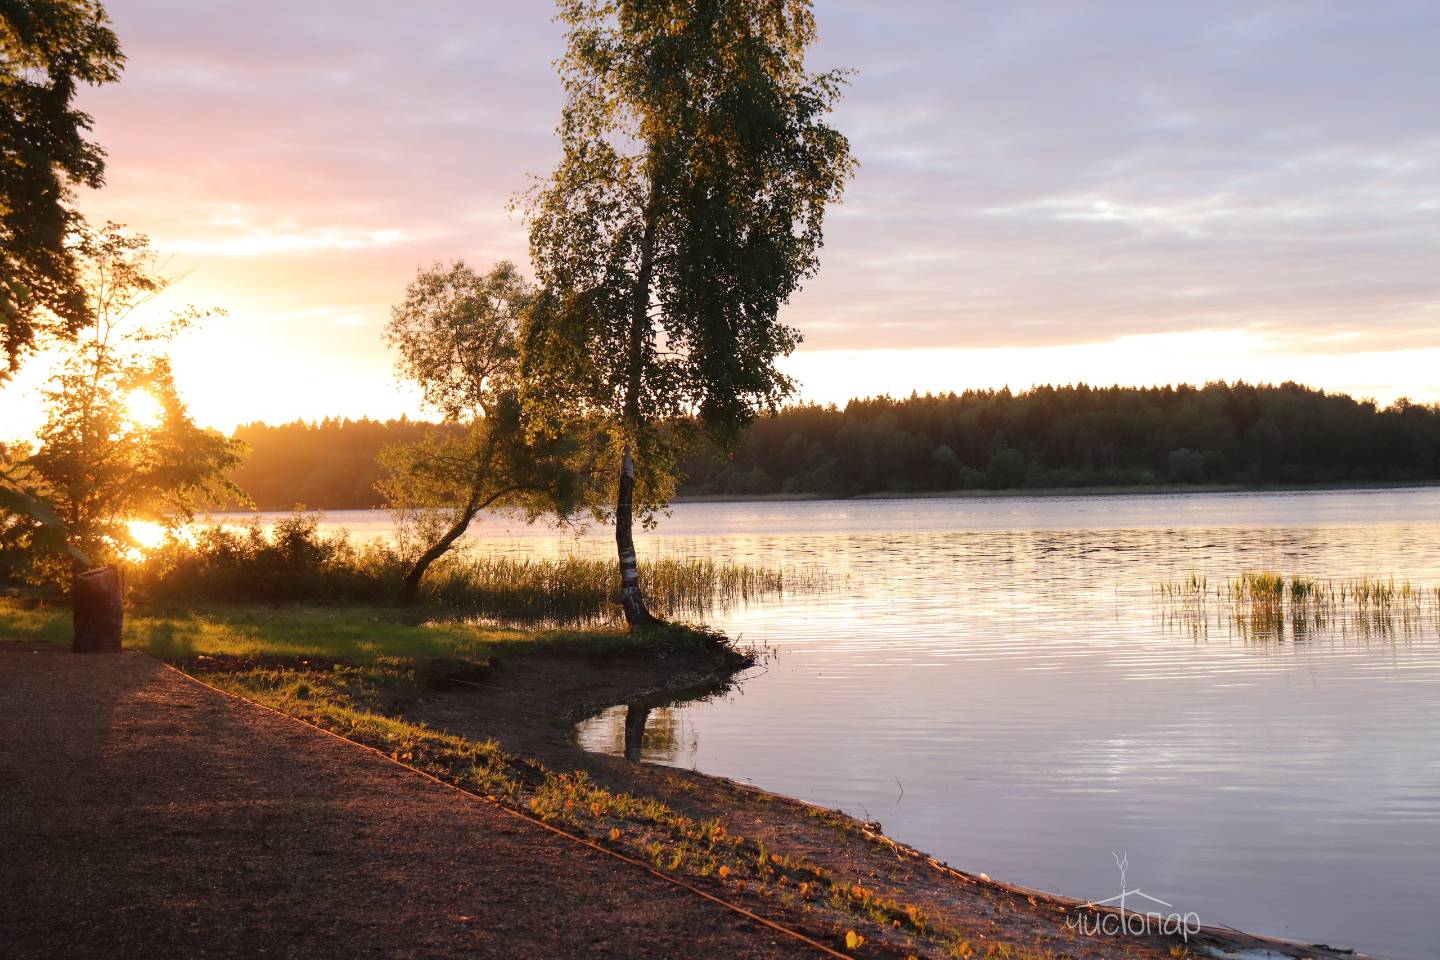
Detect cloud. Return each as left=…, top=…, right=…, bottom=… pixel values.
left=149, top=205, right=420, bottom=257
left=51, top=0, right=1440, bottom=425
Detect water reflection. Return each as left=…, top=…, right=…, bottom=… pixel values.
left=580, top=703, right=686, bottom=762
left=572, top=489, right=1440, bottom=960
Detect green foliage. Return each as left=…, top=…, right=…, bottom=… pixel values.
left=1166, top=448, right=1207, bottom=484
left=5, top=223, right=246, bottom=573
left=214, top=381, right=1440, bottom=508
left=520, top=0, right=855, bottom=505
left=134, top=514, right=401, bottom=605
left=0, top=450, right=85, bottom=578
left=0, top=0, right=124, bottom=376
left=226, top=417, right=447, bottom=510
left=379, top=261, right=607, bottom=599
left=384, top=260, right=529, bottom=421
left=377, top=394, right=600, bottom=565
left=984, top=447, right=1027, bottom=490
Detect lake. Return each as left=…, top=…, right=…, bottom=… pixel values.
left=229, top=488, right=1440, bottom=959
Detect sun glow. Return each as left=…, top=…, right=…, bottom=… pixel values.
left=124, top=388, right=166, bottom=430
left=121, top=518, right=196, bottom=563
left=121, top=519, right=166, bottom=563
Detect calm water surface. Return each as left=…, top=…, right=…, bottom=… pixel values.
left=236, top=489, right=1440, bottom=959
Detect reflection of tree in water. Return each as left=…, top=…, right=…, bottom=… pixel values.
left=625, top=704, right=685, bottom=762
left=591, top=704, right=689, bottom=764
left=582, top=673, right=745, bottom=763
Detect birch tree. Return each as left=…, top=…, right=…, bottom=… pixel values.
left=522, top=0, right=854, bottom=625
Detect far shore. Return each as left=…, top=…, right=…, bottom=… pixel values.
left=673, top=478, right=1440, bottom=505
left=220, top=479, right=1440, bottom=517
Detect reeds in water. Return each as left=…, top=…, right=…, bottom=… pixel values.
left=430, top=554, right=834, bottom=624
left=1155, top=570, right=1440, bottom=643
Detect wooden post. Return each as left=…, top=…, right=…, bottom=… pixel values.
left=73, top=565, right=123, bottom=654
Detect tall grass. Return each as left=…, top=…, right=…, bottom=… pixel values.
left=128, top=514, right=833, bottom=624
left=429, top=554, right=830, bottom=623
left=1155, top=569, right=1440, bottom=642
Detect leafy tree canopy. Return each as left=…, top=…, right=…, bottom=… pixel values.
left=0, top=0, right=123, bottom=377
left=381, top=261, right=605, bottom=602
left=521, top=0, right=854, bottom=623
left=523, top=0, right=854, bottom=444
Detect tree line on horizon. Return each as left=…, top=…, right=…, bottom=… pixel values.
left=222, top=382, right=1440, bottom=510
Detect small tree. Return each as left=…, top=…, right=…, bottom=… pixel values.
left=381, top=261, right=599, bottom=604
left=521, top=0, right=855, bottom=625
left=1, top=0, right=124, bottom=377
left=20, top=223, right=245, bottom=573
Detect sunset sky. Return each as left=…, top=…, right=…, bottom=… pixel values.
left=4, top=0, right=1438, bottom=435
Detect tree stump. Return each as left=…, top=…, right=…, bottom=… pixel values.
left=73, top=565, right=123, bottom=653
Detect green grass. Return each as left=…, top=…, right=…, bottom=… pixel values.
left=0, top=600, right=713, bottom=663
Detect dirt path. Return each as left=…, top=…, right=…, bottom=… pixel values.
left=0, top=644, right=837, bottom=960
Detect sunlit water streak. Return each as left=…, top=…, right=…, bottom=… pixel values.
left=210, top=488, right=1440, bottom=959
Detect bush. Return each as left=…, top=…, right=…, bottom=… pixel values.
left=133, top=514, right=403, bottom=606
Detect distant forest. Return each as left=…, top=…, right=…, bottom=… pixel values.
left=228, top=418, right=453, bottom=511
left=225, top=383, right=1440, bottom=510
